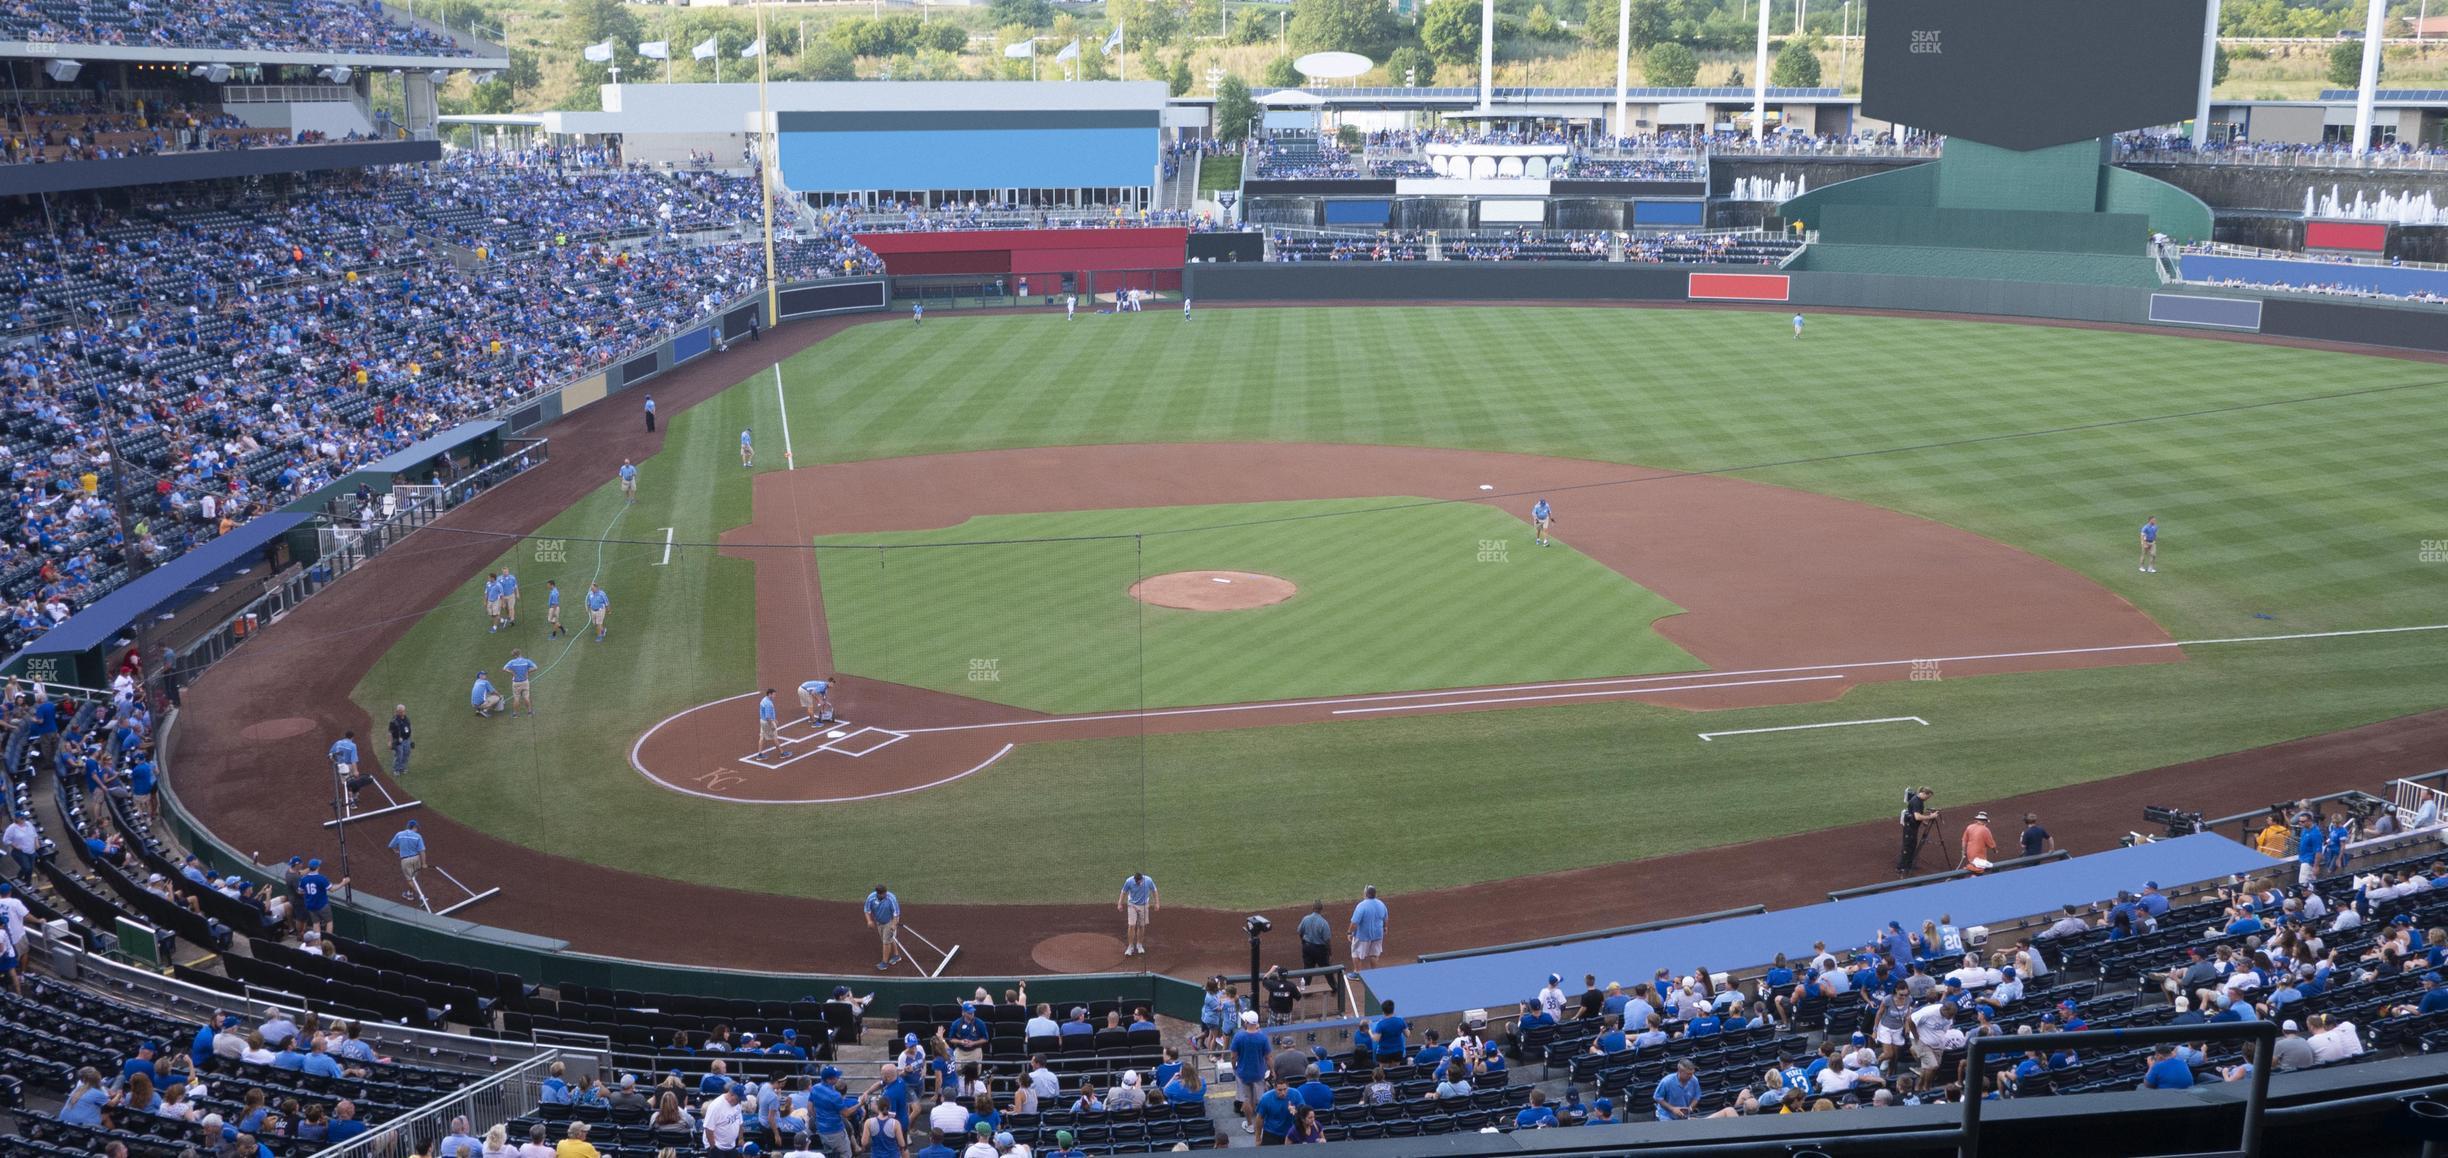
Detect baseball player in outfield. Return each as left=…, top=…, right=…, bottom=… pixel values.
left=798, top=676, right=835, bottom=723
left=586, top=581, right=610, bottom=641
left=2138, top=516, right=2160, bottom=573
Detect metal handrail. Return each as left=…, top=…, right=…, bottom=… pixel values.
left=1416, top=905, right=1768, bottom=963
left=1962, top=1022, right=2277, bottom=1158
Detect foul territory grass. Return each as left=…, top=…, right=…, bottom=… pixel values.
left=813, top=498, right=1698, bottom=712
left=353, top=306, right=2448, bottom=907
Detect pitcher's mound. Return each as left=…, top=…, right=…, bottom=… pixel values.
left=1032, top=932, right=1126, bottom=972
left=1127, top=571, right=1296, bottom=611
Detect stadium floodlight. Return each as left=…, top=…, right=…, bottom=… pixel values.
left=41, top=59, right=81, bottom=83
left=319, top=65, right=354, bottom=84
left=193, top=64, right=233, bottom=83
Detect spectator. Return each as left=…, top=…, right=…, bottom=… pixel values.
left=1653, top=1060, right=1701, bottom=1121
left=1348, top=886, right=1388, bottom=968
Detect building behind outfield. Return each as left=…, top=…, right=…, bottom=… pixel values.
left=446, top=81, right=1171, bottom=207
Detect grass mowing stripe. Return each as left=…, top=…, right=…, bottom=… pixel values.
left=352, top=307, right=2448, bottom=906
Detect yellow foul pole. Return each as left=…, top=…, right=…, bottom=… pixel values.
left=756, top=1, right=779, bottom=329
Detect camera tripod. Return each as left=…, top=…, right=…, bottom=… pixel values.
left=1904, top=817, right=1953, bottom=875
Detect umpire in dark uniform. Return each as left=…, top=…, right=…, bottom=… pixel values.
left=1897, top=787, right=1938, bottom=876
left=388, top=704, right=414, bottom=776
left=1296, top=901, right=1332, bottom=970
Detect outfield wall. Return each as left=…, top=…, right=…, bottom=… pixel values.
left=1183, top=262, right=2448, bottom=351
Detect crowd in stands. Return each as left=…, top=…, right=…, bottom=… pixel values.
left=2, top=97, right=370, bottom=165
left=1437, top=800, right=2434, bottom=1129
left=1261, top=228, right=1798, bottom=266
left=1626, top=232, right=1799, bottom=265
left=2186, top=275, right=2448, bottom=305
left=1269, top=230, right=1429, bottom=262
left=0, top=164, right=879, bottom=652
left=1445, top=229, right=1610, bottom=262
left=2119, top=133, right=2448, bottom=165
left=1249, top=140, right=1359, bottom=181
left=815, top=199, right=1205, bottom=234
left=0, top=0, right=470, bottom=56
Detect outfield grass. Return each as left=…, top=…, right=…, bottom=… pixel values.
left=814, top=498, right=1698, bottom=712
left=352, top=307, right=2448, bottom=907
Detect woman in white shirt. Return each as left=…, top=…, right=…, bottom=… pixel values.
left=241, top=1030, right=276, bottom=1066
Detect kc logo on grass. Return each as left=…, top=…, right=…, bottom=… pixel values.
left=968, top=658, right=1002, bottom=682
left=1909, top=659, right=1943, bottom=682
left=2421, top=540, right=2448, bottom=563
left=533, top=538, right=567, bottom=563
left=1477, top=539, right=1509, bottom=563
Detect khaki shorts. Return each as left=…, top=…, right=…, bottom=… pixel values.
left=877, top=920, right=899, bottom=950
left=548, top=605, right=560, bottom=624
left=1352, top=938, right=1383, bottom=960
left=759, top=719, right=780, bottom=745
left=589, top=608, right=605, bottom=628
left=400, top=853, right=425, bottom=880
left=1911, top=1039, right=1941, bottom=1070
left=511, top=681, right=532, bottom=702
left=798, top=689, right=818, bottom=714
left=1127, top=902, right=1150, bottom=928
left=502, top=593, right=518, bottom=616
left=486, top=599, right=500, bottom=617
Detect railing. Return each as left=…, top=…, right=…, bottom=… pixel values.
left=2183, top=242, right=2448, bottom=274
left=2200, top=768, right=2448, bottom=852
left=30, top=921, right=551, bottom=1072
left=2120, top=147, right=2448, bottom=171
left=220, top=84, right=356, bottom=104
left=313, top=1049, right=566, bottom=1158
left=1964, top=1023, right=2276, bottom=1157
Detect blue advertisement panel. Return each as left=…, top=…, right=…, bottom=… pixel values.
left=1633, top=200, right=1707, bottom=226
left=780, top=127, right=1154, bottom=191
left=1322, top=200, right=1392, bottom=226
left=2147, top=293, right=2262, bottom=331
left=671, top=327, right=715, bottom=364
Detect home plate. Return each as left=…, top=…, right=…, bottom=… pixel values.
left=826, top=729, right=849, bottom=739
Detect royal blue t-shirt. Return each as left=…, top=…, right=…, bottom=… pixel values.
left=1372, top=1015, right=1408, bottom=1054
left=2144, top=1056, right=2195, bottom=1089
left=1230, top=1028, right=1271, bottom=1079
left=297, top=872, right=332, bottom=911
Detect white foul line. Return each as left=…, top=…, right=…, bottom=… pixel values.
left=1329, top=674, right=1844, bottom=716
left=655, top=527, right=675, bottom=566
left=890, top=621, right=2448, bottom=737
left=1699, top=715, right=1930, bottom=742
left=772, top=363, right=796, bottom=469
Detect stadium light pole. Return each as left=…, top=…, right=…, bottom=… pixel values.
left=2191, top=0, right=2219, bottom=149
left=1613, top=0, right=1630, bottom=139
left=756, top=1, right=779, bottom=327
left=1479, top=0, right=1495, bottom=111
left=1752, top=0, right=1770, bottom=142
left=2352, top=0, right=2385, bottom=155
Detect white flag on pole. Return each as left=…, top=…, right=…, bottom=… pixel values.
left=638, top=40, right=670, bottom=60
left=692, top=35, right=719, bottom=60
left=1055, top=38, right=1079, bottom=62
left=1003, top=39, right=1035, bottom=58
left=1102, top=22, right=1122, bottom=55
left=582, top=39, right=614, bottom=63
left=739, top=37, right=763, bottom=58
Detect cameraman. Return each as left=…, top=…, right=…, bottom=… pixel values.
left=1897, top=788, right=1938, bottom=876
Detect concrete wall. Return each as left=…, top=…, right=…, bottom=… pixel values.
left=2122, top=161, right=2448, bottom=214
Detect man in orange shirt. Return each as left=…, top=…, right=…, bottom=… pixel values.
left=1961, top=811, right=1998, bottom=874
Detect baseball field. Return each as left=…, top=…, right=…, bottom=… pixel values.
left=343, top=304, right=2448, bottom=923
